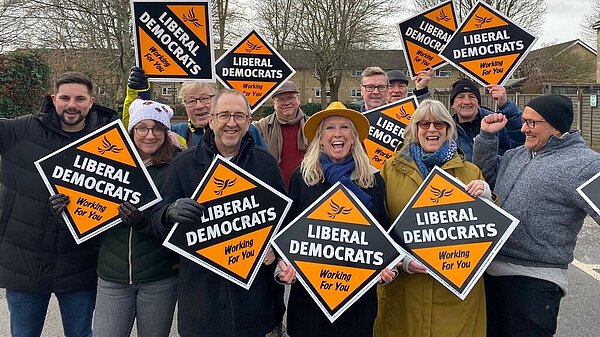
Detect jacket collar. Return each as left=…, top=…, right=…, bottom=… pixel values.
left=38, top=95, right=116, bottom=135
left=193, top=127, right=256, bottom=165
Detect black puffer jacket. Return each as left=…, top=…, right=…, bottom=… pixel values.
left=0, top=96, right=116, bottom=292
left=152, top=128, right=286, bottom=337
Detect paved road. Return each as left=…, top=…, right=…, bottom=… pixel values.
left=1, top=218, right=599, bottom=336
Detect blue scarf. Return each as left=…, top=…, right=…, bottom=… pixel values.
left=409, top=140, right=457, bottom=178
left=320, top=154, right=372, bottom=208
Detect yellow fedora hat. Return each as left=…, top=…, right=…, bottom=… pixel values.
left=303, top=102, right=370, bottom=142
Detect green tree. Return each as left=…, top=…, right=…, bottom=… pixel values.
left=0, top=51, right=50, bottom=118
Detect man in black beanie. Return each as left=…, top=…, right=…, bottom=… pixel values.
left=450, top=78, right=524, bottom=161
left=472, top=94, right=600, bottom=337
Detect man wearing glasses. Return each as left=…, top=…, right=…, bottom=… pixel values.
left=359, top=66, right=390, bottom=112
left=254, top=81, right=308, bottom=190
left=126, top=67, right=265, bottom=149
left=151, top=89, right=286, bottom=337
left=450, top=77, right=524, bottom=161
left=472, top=94, right=600, bottom=337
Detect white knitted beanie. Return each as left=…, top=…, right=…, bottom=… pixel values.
left=128, top=98, right=173, bottom=132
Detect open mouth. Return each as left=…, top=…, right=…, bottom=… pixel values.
left=331, top=141, right=344, bottom=149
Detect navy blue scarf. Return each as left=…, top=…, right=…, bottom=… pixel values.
left=320, top=154, right=372, bottom=208
left=409, top=140, right=457, bottom=178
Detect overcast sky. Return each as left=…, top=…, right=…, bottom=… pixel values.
left=539, top=0, right=591, bottom=47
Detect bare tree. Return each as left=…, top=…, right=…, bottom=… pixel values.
left=580, top=0, right=600, bottom=48
left=255, top=0, right=301, bottom=50
left=212, top=0, right=247, bottom=50
left=412, top=0, right=547, bottom=35
left=0, top=0, right=32, bottom=52
left=256, top=0, right=404, bottom=107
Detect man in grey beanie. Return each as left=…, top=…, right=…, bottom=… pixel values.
left=472, top=94, right=600, bottom=337
left=450, top=78, right=524, bottom=161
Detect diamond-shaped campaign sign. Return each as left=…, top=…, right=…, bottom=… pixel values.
left=272, top=182, right=403, bottom=322
left=389, top=167, right=519, bottom=299
left=163, top=155, right=292, bottom=289
left=34, top=120, right=162, bottom=244
left=216, top=28, right=295, bottom=112
left=131, top=0, right=215, bottom=81
left=577, top=171, right=600, bottom=217
left=439, top=0, right=537, bottom=86
left=398, top=0, right=458, bottom=78
left=363, top=96, right=418, bottom=170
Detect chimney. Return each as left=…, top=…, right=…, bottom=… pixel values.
left=594, top=20, right=600, bottom=84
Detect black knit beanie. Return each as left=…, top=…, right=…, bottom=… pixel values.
left=525, top=94, right=573, bottom=133
left=450, top=78, right=481, bottom=105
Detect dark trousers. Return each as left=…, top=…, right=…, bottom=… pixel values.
left=485, top=274, right=562, bottom=337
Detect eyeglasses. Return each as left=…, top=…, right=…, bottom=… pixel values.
left=274, top=95, right=298, bottom=103
left=183, top=95, right=214, bottom=106
left=522, top=118, right=546, bottom=129
left=212, top=112, right=249, bottom=123
left=361, top=84, right=388, bottom=92
left=417, top=121, right=447, bottom=130
left=134, top=125, right=168, bottom=136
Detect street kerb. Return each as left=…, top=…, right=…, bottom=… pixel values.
left=389, top=167, right=519, bottom=299
left=215, top=28, right=296, bottom=113
left=272, top=182, right=404, bottom=322
left=398, top=0, right=457, bottom=78
left=577, top=171, right=600, bottom=218
left=34, top=120, right=162, bottom=244
left=362, top=97, right=418, bottom=170
left=131, top=0, right=215, bottom=81
left=438, top=0, right=537, bottom=87
left=163, top=155, right=292, bottom=289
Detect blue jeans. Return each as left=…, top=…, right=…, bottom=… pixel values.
left=92, top=275, right=178, bottom=337
left=6, top=289, right=96, bottom=337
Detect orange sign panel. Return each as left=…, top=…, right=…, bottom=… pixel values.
left=362, top=97, right=419, bottom=170
left=272, top=182, right=403, bottom=322
left=398, top=1, right=458, bottom=78
left=34, top=120, right=162, bottom=244
left=131, top=0, right=215, bottom=81
left=439, top=1, right=537, bottom=86
left=389, top=167, right=519, bottom=299
left=215, top=29, right=296, bottom=112
left=163, top=155, right=292, bottom=289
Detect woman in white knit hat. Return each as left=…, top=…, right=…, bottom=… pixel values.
left=92, top=98, right=180, bottom=337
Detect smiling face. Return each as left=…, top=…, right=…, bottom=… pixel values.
left=52, top=83, right=94, bottom=132
left=387, top=81, right=408, bottom=102
left=209, top=92, right=251, bottom=157
left=273, top=92, right=300, bottom=119
left=132, top=119, right=167, bottom=160
left=452, top=92, right=480, bottom=122
left=417, top=114, right=448, bottom=153
left=182, top=84, right=214, bottom=128
left=521, top=106, right=561, bottom=152
left=319, top=115, right=355, bottom=163
left=361, top=74, right=388, bottom=110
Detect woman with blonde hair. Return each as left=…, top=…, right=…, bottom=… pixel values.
left=276, top=102, right=395, bottom=337
left=374, top=99, right=491, bottom=337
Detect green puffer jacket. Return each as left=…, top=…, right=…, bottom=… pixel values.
left=96, top=163, right=179, bottom=284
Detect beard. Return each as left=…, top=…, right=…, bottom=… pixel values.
left=58, top=108, right=87, bottom=126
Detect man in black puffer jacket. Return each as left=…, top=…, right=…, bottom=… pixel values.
left=0, top=72, right=116, bottom=337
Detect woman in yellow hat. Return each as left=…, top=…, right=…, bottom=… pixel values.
left=276, top=102, right=395, bottom=337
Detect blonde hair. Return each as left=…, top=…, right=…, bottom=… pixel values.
left=179, top=82, right=215, bottom=101
left=301, top=119, right=375, bottom=188
left=404, top=99, right=457, bottom=147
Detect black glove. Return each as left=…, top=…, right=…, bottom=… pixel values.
left=49, top=193, right=69, bottom=219
left=118, top=202, right=145, bottom=228
left=128, top=66, right=148, bottom=91
left=166, top=198, right=205, bottom=224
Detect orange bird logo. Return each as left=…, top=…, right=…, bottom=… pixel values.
left=213, top=177, right=236, bottom=196
left=429, top=185, right=453, bottom=204
left=327, top=199, right=352, bottom=219
left=97, top=136, right=122, bottom=155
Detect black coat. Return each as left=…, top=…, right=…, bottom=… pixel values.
left=0, top=96, right=116, bottom=292
left=285, top=168, right=390, bottom=337
left=152, top=128, right=286, bottom=337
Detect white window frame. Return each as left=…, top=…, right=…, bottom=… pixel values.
left=349, top=88, right=361, bottom=98
left=314, top=88, right=331, bottom=98
left=435, top=69, right=452, bottom=78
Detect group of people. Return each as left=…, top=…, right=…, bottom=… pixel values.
left=0, top=65, right=599, bottom=337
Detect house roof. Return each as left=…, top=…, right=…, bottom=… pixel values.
left=528, top=39, right=597, bottom=60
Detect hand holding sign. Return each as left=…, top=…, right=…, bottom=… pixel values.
left=485, top=84, right=508, bottom=107
left=276, top=260, right=297, bottom=284
left=414, top=69, right=434, bottom=90
left=49, top=193, right=70, bottom=219
left=119, top=202, right=145, bottom=228
left=481, top=113, right=508, bottom=134
left=167, top=198, right=205, bottom=224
